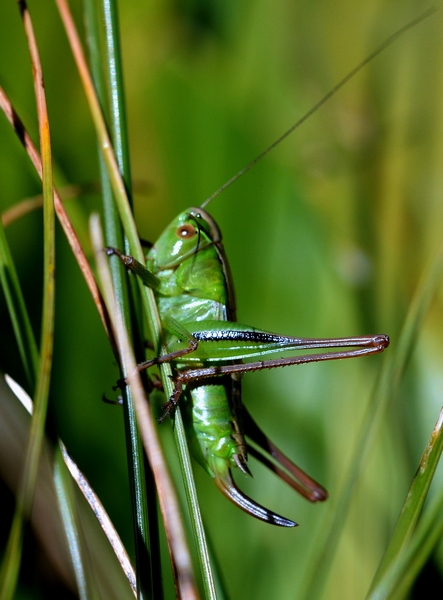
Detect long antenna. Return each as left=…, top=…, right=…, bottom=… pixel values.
left=200, top=7, right=437, bottom=209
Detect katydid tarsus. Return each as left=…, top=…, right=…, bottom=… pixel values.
left=104, top=12, right=440, bottom=526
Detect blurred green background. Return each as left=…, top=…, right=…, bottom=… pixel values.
left=1, top=0, right=443, bottom=598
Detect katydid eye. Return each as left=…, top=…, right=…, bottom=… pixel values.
left=176, top=224, right=196, bottom=239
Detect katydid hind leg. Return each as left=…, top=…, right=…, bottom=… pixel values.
left=157, top=333, right=389, bottom=419
left=173, top=333, right=389, bottom=386
left=243, top=408, right=328, bottom=502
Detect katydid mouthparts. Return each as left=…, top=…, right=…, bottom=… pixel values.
left=107, top=208, right=389, bottom=527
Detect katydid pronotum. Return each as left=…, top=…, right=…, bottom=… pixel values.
left=103, top=11, right=443, bottom=526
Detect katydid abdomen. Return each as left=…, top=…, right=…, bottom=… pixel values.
left=184, top=378, right=247, bottom=478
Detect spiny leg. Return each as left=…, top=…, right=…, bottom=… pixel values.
left=159, top=334, right=389, bottom=420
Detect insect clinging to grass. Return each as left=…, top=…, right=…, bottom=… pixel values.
left=107, top=206, right=388, bottom=527
left=103, top=11, right=438, bottom=527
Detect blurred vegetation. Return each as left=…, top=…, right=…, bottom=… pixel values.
left=1, top=0, right=443, bottom=598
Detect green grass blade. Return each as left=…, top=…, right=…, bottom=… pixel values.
left=172, top=409, right=218, bottom=599
left=389, top=493, right=443, bottom=599
left=53, top=448, right=101, bottom=600
left=82, top=0, right=154, bottom=596
left=100, top=0, right=132, bottom=193
left=367, top=407, right=443, bottom=599
left=98, top=0, right=163, bottom=594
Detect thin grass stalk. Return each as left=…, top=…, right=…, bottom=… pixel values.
left=301, top=237, right=443, bottom=600
left=90, top=214, right=200, bottom=599
left=0, top=2, right=55, bottom=597
left=0, top=87, right=112, bottom=340
left=82, top=0, right=154, bottom=595
left=1, top=185, right=82, bottom=228
left=57, top=1, right=218, bottom=595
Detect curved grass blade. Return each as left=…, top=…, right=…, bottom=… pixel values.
left=1, top=184, right=84, bottom=228
left=58, top=443, right=136, bottom=596
left=1, top=373, right=136, bottom=599
left=367, top=406, right=443, bottom=599
left=53, top=452, right=107, bottom=600
left=385, top=492, right=443, bottom=599
left=1, top=181, right=151, bottom=229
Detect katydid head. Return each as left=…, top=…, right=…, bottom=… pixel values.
left=148, top=207, right=222, bottom=269
left=148, top=207, right=218, bottom=268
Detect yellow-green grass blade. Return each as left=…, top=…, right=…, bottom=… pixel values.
left=0, top=3, right=56, bottom=598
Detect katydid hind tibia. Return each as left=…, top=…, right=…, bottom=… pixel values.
left=107, top=207, right=389, bottom=527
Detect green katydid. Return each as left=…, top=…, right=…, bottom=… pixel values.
left=106, top=208, right=388, bottom=528
left=103, top=10, right=440, bottom=527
